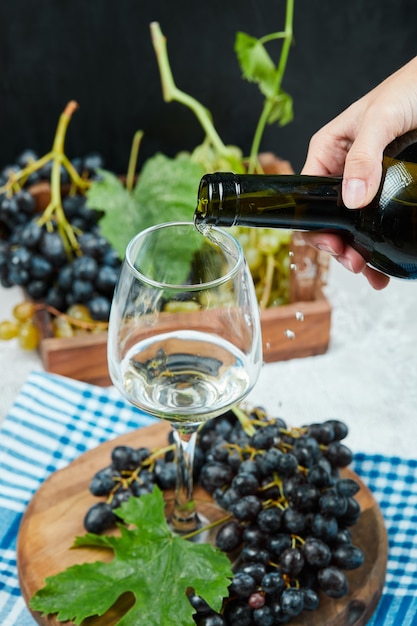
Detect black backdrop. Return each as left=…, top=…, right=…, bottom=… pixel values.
left=0, top=0, right=416, bottom=174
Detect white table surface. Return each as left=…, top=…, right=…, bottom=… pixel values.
left=1, top=259, right=416, bottom=459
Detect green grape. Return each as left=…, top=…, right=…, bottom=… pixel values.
left=277, top=246, right=291, bottom=274
left=18, top=321, right=40, bottom=350
left=13, top=301, right=36, bottom=323
left=0, top=320, right=20, bottom=340
left=270, top=295, right=288, bottom=307
left=53, top=316, right=75, bottom=338
left=66, top=303, right=93, bottom=322
left=91, top=325, right=108, bottom=335
left=245, top=248, right=263, bottom=273
left=198, top=287, right=235, bottom=309
left=258, top=231, right=283, bottom=255
left=163, top=301, right=201, bottom=313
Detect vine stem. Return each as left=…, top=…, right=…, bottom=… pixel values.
left=182, top=512, right=233, bottom=541
left=259, top=253, right=276, bottom=310
left=247, top=0, right=294, bottom=173
left=43, top=101, right=78, bottom=220
left=0, top=152, right=53, bottom=195
left=0, top=101, right=90, bottom=200
left=150, top=22, right=231, bottom=159
left=232, top=406, right=256, bottom=436
left=36, top=101, right=82, bottom=255
left=126, top=130, right=144, bottom=192
left=37, top=303, right=109, bottom=331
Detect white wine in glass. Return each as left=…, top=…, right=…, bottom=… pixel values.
left=107, top=222, right=262, bottom=535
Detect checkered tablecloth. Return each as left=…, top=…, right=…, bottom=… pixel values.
left=0, top=371, right=416, bottom=625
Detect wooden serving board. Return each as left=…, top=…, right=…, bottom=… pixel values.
left=17, top=423, right=388, bottom=626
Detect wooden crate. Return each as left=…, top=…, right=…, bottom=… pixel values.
left=34, top=249, right=331, bottom=387
left=35, top=295, right=331, bottom=387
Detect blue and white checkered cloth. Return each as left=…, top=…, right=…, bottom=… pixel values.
left=0, top=371, right=416, bottom=625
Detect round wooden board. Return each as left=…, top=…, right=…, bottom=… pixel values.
left=17, top=422, right=388, bottom=626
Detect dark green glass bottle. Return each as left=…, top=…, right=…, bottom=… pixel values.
left=194, top=135, right=417, bottom=279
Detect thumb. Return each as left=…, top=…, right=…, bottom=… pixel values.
left=342, top=136, right=386, bottom=209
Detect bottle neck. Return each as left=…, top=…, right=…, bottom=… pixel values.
left=195, top=173, right=351, bottom=230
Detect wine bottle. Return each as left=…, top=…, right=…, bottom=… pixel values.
left=194, top=135, right=417, bottom=279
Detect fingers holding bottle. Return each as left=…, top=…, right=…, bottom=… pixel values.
left=300, top=56, right=417, bottom=288
left=302, top=56, right=417, bottom=204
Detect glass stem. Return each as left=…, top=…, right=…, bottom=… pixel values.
left=170, top=424, right=201, bottom=533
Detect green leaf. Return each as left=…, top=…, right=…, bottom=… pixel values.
left=133, top=153, right=207, bottom=285
left=86, top=153, right=205, bottom=261
left=266, top=90, right=294, bottom=127
left=85, top=169, right=139, bottom=259
left=234, top=31, right=293, bottom=130
left=30, top=487, right=232, bottom=626
left=132, top=152, right=205, bottom=226
left=234, top=32, right=278, bottom=99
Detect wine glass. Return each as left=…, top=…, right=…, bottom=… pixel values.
left=107, top=221, right=262, bottom=535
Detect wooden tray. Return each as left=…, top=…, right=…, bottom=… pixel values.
left=17, top=423, right=387, bottom=626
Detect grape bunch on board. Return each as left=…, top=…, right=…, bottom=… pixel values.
left=84, top=406, right=365, bottom=625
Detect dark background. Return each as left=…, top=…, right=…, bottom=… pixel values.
left=0, top=0, right=416, bottom=175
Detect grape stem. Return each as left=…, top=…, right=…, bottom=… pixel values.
left=0, top=101, right=94, bottom=260
left=247, top=0, right=294, bottom=172
left=182, top=512, right=233, bottom=541
left=36, top=101, right=86, bottom=257
left=232, top=406, right=256, bottom=436
left=149, top=1, right=294, bottom=173
left=150, top=22, right=232, bottom=161
left=0, top=152, right=52, bottom=194
left=259, top=253, right=276, bottom=310
left=126, top=130, right=144, bottom=192
left=38, top=303, right=109, bottom=332
left=149, top=8, right=295, bottom=310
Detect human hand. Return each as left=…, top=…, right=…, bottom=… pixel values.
left=300, top=56, right=417, bottom=289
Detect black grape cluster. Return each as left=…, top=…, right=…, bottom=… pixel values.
left=84, top=442, right=178, bottom=533
left=84, top=408, right=364, bottom=626
left=195, top=409, right=363, bottom=625
left=0, top=151, right=120, bottom=321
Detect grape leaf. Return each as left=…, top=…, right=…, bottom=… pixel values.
left=132, top=152, right=205, bottom=227
left=85, top=169, right=138, bottom=259
left=30, top=487, right=232, bottom=626
left=234, top=31, right=293, bottom=128
left=86, top=153, right=205, bottom=261
left=235, top=32, right=277, bottom=95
